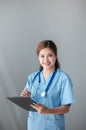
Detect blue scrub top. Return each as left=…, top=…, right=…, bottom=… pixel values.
left=25, top=69, right=75, bottom=130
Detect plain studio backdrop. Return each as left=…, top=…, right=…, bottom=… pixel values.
left=0, top=0, right=86, bottom=130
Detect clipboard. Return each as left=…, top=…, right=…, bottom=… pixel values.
left=7, top=96, right=37, bottom=111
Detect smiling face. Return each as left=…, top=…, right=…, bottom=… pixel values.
left=38, top=48, right=57, bottom=71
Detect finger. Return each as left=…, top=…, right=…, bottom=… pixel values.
left=30, top=103, right=39, bottom=109
left=30, top=103, right=37, bottom=107
left=20, top=88, right=31, bottom=97
left=24, top=90, right=29, bottom=95
left=24, top=88, right=29, bottom=92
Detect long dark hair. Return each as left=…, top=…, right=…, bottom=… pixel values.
left=36, top=40, right=60, bottom=69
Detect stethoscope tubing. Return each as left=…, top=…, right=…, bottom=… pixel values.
left=29, top=68, right=57, bottom=97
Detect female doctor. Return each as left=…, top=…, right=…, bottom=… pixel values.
left=20, top=40, right=75, bottom=130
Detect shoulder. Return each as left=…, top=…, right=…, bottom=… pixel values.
left=57, top=68, right=72, bottom=82
left=27, top=70, right=39, bottom=81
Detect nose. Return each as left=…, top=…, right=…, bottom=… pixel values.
left=44, top=56, right=49, bottom=62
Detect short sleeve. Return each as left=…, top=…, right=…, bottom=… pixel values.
left=24, top=71, right=38, bottom=91
left=60, top=74, right=75, bottom=105
left=25, top=75, right=32, bottom=91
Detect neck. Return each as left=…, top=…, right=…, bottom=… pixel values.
left=43, top=67, right=55, bottom=80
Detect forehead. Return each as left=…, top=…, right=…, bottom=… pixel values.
left=39, top=48, right=54, bottom=55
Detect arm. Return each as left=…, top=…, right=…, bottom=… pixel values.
left=30, top=103, right=70, bottom=114
left=48, top=104, right=70, bottom=114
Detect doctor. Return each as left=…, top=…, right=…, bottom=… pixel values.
left=20, top=40, right=75, bottom=130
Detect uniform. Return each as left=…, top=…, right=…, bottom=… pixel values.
left=25, top=68, right=75, bottom=130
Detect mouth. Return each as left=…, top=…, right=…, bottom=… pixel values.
left=43, top=63, right=50, bottom=66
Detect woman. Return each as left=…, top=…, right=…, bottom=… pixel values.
left=20, top=40, right=75, bottom=130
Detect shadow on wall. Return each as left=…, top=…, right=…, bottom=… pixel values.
left=0, top=121, right=4, bottom=130
left=0, top=50, right=26, bottom=130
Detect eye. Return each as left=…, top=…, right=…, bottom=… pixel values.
left=48, top=54, right=53, bottom=57
left=40, top=55, right=44, bottom=58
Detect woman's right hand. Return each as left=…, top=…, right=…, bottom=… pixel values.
left=20, top=88, right=31, bottom=97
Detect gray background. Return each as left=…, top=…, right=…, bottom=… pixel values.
left=0, top=0, right=86, bottom=130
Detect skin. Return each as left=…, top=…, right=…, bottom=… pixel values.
left=20, top=47, right=70, bottom=114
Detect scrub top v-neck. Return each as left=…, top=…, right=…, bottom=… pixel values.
left=25, top=69, right=75, bottom=130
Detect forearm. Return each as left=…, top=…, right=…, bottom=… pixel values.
left=31, top=103, right=70, bottom=114
left=47, top=105, right=70, bottom=114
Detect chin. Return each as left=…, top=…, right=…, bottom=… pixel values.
left=44, top=66, right=53, bottom=70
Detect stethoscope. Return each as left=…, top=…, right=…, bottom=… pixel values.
left=29, top=68, right=57, bottom=97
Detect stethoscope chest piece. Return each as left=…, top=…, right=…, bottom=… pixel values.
left=41, top=91, right=46, bottom=97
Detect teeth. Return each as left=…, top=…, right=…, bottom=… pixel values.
left=44, top=63, right=50, bottom=66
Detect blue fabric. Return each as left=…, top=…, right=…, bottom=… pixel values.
left=25, top=69, right=75, bottom=130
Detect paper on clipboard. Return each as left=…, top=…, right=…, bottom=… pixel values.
left=7, top=96, right=36, bottom=111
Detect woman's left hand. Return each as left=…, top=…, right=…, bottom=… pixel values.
left=30, top=103, right=49, bottom=114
